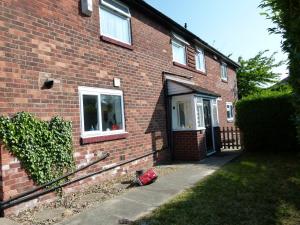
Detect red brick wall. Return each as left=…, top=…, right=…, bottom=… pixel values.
left=0, top=0, right=237, bottom=214
left=173, top=131, right=207, bottom=161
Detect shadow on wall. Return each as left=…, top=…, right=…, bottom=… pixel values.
left=145, top=88, right=170, bottom=165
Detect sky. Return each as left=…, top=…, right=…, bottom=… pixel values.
left=145, top=0, right=288, bottom=80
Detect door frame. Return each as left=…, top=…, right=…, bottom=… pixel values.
left=203, top=98, right=216, bottom=156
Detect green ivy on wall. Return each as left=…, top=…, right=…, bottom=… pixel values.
left=0, top=112, right=75, bottom=185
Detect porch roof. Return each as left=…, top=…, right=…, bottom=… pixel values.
left=167, top=80, right=221, bottom=98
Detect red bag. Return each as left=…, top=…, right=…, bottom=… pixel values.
left=137, top=169, right=158, bottom=186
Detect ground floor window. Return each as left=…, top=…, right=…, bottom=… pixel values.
left=79, top=86, right=125, bottom=137
left=226, top=102, right=234, bottom=122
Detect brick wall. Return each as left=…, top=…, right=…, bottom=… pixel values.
left=0, top=0, right=237, bottom=214
left=173, top=131, right=207, bottom=161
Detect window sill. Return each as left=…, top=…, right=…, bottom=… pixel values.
left=100, top=35, right=133, bottom=50
left=81, top=132, right=128, bottom=145
left=227, top=119, right=234, bottom=123
left=221, top=78, right=228, bottom=83
left=173, top=62, right=207, bottom=75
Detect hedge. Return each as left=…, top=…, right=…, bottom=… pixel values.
left=236, top=91, right=298, bottom=152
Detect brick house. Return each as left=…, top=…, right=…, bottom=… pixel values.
left=0, top=0, right=239, bottom=214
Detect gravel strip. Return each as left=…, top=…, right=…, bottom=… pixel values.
left=9, top=166, right=181, bottom=225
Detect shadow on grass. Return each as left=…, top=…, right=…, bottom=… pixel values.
left=134, top=152, right=300, bottom=225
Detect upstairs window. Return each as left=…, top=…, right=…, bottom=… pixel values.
left=195, top=48, right=206, bottom=72
left=79, top=87, right=125, bottom=138
left=100, top=0, right=131, bottom=45
left=226, top=102, right=234, bottom=122
left=221, top=62, right=228, bottom=81
left=171, top=33, right=188, bottom=65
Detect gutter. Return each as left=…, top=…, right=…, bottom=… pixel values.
left=124, top=0, right=240, bottom=68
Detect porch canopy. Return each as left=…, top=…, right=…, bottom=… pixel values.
left=167, top=79, right=221, bottom=97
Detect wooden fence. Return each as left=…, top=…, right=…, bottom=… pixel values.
left=220, top=127, right=242, bottom=149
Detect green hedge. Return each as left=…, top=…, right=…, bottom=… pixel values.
left=236, top=91, right=298, bottom=152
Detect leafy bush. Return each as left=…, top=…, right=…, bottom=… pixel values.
left=260, top=0, right=300, bottom=143
left=236, top=90, right=298, bottom=152
left=0, top=112, right=75, bottom=185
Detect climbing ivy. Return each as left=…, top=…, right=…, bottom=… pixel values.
left=0, top=112, right=75, bottom=185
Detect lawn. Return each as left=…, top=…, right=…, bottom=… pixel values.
left=135, top=152, right=300, bottom=225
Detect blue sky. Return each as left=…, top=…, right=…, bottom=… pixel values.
left=145, top=0, right=288, bottom=79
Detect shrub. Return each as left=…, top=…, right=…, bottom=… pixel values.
left=236, top=90, right=298, bottom=152
left=0, top=112, right=75, bottom=185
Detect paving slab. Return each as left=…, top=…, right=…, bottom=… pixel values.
left=0, top=218, right=20, bottom=225
left=57, top=151, right=241, bottom=225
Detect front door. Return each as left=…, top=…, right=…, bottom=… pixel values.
left=203, top=99, right=214, bottom=154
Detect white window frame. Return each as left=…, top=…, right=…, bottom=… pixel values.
left=226, top=102, right=234, bottom=122
left=221, top=62, right=228, bottom=81
left=195, top=97, right=205, bottom=130
left=195, top=47, right=206, bottom=73
left=171, top=33, right=187, bottom=65
left=211, top=99, right=219, bottom=127
left=79, top=86, right=126, bottom=138
left=100, top=0, right=132, bottom=45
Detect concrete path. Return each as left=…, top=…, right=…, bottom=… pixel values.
left=57, top=151, right=240, bottom=225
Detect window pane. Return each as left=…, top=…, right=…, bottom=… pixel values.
left=178, top=103, right=186, bottom=127
left=100, top=7, right=131, bottom=44
left=101, top=95, right=123, bottom=131
left=83, top=95, right=99, bottom=132
left=221, top=64, right=228, bottom=80
left=196, top=49, right=205, bottom=71
left=196, top=104, right=204, bottom=128
left=172, top=41, right=186, bottom=65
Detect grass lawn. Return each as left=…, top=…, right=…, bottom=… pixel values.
left=135, top=152, right=300, bottom=225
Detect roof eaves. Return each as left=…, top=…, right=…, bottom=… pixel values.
left=123, top=0, right=240, bottom=68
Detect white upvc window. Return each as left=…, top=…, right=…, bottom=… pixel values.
left=221, top=62, right=228, bottom=81
left=100, top=0, right=131, bottom=45
left=79, top=86, right=126, bottom=138
left=195, top=97, right=205, bottom=129
left=195, top=47, right=206, bottom=72
left=211, top=99, right=219, bottom=127
left=226, top=102, right=234, bottom=122
left=171, top=34, right=187, bottom=65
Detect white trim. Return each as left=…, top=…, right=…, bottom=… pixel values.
left=171, top=32, right=190, bottom=46
left=171, top=39, right=187, bottom=65
left=78, top=86, right=126, bottom=138
left=101, top=0, right=131, bottom=17
left=78, top=86, right=123, bottom=95
left=211, top=99, right=219, bottom=127
left=165, top=76, right=195, bottom=85
left=203, top=99, right=216, bottom=156
left=194, top=97, right=205, bottom=130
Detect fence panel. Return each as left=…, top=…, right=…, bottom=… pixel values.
left=220, top=127, right=241, bottom=149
